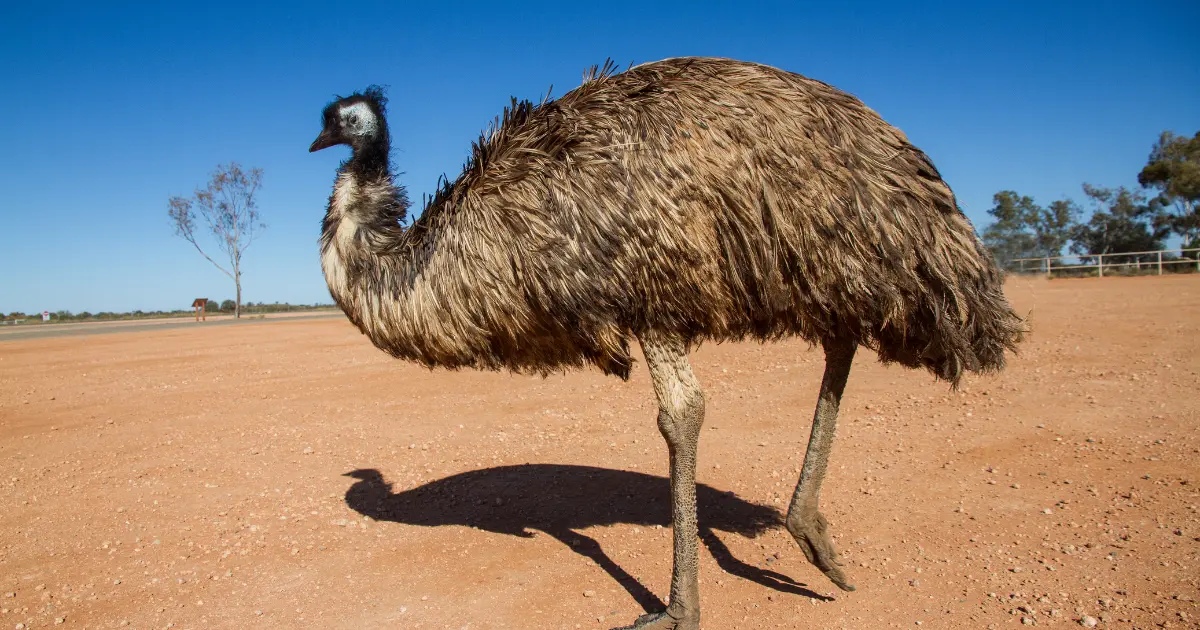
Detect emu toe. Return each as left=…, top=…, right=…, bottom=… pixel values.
left=611, top=609, right=699, bottom=630
left=787, top=510, right=856, bottom=592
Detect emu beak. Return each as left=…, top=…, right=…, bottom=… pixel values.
left=309, top=130, right=338, bottom=152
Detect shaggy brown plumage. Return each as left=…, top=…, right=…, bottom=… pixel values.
left=317, top=57, right=1023, bottom=384
left=311, top=57, right=1027, bottom=630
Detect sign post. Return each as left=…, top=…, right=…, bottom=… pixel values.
left=192, top=299, right=208, bottom=322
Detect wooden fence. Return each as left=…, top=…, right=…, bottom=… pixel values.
left=1011, top=248, right=1200, bottom=278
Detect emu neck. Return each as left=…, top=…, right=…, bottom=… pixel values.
left=320, top=139, right=412, bottom=331
left=347, top=139, right=390, bottom=180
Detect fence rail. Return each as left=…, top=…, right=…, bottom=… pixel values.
left=1011, top=248, right=1200, bottom=277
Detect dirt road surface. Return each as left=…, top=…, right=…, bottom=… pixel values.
left=0, top=312, right=342, bottom=343
left=1, top=276, right=1197, bottom=629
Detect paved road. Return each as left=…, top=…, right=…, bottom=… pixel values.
left=0, top=312, right=346, bottom=342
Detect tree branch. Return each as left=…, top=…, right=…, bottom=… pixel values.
left=168, top=163, right=265, bottom=291
left=185, top=236, right=235, bottom=280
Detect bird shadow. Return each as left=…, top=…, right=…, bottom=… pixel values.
left=343, top=464, right=833, bottom=613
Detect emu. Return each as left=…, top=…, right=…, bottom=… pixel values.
left=309, top=57, right=1025, bottom=630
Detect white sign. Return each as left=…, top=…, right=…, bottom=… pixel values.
left=42, top=311, right=50, bottom=322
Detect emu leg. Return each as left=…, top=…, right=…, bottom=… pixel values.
left=614, top=334, right=703, bottom=630
left=786, top=337, right=857, bottom=592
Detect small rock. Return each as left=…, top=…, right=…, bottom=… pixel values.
left=1079, top=615, right=1098, bottom=627
left=583, top=590, right=596, bottom=598
left=302, top=447, right=313, bottom=454
left=54, top=618, right=64, bottom=625
left=1022, top=617, right=1034, bottom=626
left=1042, top=508, right=1052, bottom=515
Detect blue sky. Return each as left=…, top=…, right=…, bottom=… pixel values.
left=1, top=1, right=1197, bottom=313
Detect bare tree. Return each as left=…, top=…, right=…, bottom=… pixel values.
left=168, top=163, right=266, bottom=318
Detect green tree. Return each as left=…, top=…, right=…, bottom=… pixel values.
left=1138, top=130, right=1200, bottom=252
left=1031, top=198, right=1080, bottom=259
left=981, top=192, right=1038, bottom=265
left=220, top=299, right=236, bottom=312
left=204, top=299, right=219, bottom=313
left=168, top=163, right=267, bottom=319
left=981, top=191, right=1078, bottom=266
left=1070, top=184, right=1168, bottom=262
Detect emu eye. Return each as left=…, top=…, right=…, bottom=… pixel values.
left=348, top=115, right=359, bottom=127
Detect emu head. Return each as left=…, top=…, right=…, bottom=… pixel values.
left=309, top=86, right=388, bottom=154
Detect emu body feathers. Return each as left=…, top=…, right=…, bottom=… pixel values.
left=319, top=57, right=1024, bottom=383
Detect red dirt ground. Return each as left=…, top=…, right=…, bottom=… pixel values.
left=1, top=275, right=1197, bottom=629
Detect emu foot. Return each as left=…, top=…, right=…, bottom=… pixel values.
left=610, top=608, right=699, bottom=630
left=787, top=509, right=856, bottom=592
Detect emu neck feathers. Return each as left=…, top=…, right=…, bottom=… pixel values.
left=319, top=166, right=504, bottom=375
left=320, top=168, right=409, bottom=321
left=319, top=157, right=634, bottom=380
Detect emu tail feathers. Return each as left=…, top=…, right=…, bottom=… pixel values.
left=870, top=231, right=1027, bottom=387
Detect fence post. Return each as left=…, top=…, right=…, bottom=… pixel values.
left=1098, top=254, right=1103, bottom=278
left=1045, top=257, right=1051, bottom=278
left=1158, top=251, right=1163, bottom=275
